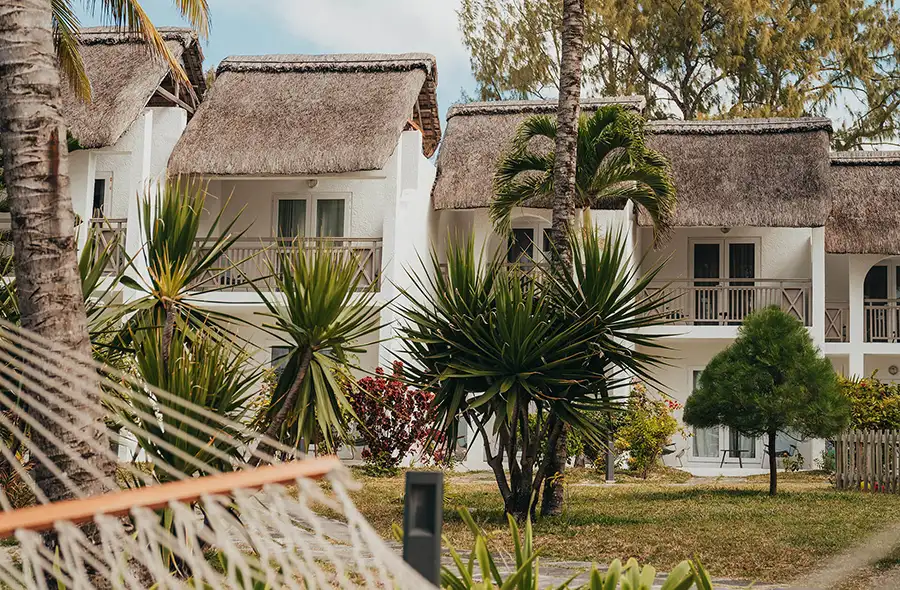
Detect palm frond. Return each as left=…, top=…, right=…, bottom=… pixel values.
left=86, top=0, right=194, bottom=87
left=52, top=0, right=90, bottom=101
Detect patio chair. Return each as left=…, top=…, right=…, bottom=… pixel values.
left=762, top=443, right=799, bottom=467
left=661, top=442, right=684, bottom=467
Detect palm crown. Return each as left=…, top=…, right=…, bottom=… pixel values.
left=491, top=104, right=676, bottom=240
left=54, top=0, right=210, bottom=101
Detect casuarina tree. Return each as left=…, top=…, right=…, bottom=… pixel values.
left=683, top=306, right=850, bottom=495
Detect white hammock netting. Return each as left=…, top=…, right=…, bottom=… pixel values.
left=0, top=320, right=431, bottom=589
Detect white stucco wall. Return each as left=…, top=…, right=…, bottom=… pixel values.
left=202, top=175, right=388, bottom=240
left=638, top=226, right=813, bottom=280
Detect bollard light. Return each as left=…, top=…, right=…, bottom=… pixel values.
left=402, top=471, right=443, bottom=585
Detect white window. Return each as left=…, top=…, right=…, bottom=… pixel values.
left=275, top=193, right=349, bottom=239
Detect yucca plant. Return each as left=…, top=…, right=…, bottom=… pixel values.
left=123, top=318, right=259, bottom=482
left=401, top=231, right=673, bottom=519
left=250, top=244, right=386, bottom=454
left=121, top=176, right=249, bottom=365
left=491, top=105, right=676, bottom=241
left=401, top=236, right=615, bottom=519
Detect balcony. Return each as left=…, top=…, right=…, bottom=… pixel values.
left=645, top=279, right=812, bottom=327
left=193, top=237, right=383, bottom=292
left=89, top=218, right=127, bottom=275
left=864, top=300, right=900, bottom=343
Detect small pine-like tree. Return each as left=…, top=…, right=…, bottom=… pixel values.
left=683, top=306, right=850, bottom=495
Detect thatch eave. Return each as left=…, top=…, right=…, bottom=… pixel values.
left=827, top=151, right=900, bottom=255
left=168, top=53, right=441, bottom=176
left=61, top=27, right=205, bottom=149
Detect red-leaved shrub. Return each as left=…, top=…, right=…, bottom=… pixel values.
left=347, top=362, right=436, bottom=475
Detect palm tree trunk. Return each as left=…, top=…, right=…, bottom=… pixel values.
left=0, top=0, right=115, bottom=502
left=543, top=0, right=586, bottom=518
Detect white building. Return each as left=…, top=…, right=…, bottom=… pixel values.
left=431, top=99, right=900, bottom=474
left=59, top=27, right=205, bottom=262
left=52, top=30, right=900, bottom=475
left=166, top=53, right=441, bottom=374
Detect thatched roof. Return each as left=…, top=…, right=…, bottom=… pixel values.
left=639, top=118, right=833, bottom=227
left=431, top=97, right=646, bottom=210
left=61, top=27, right=205, bottom=149
left=167, top=53, right=441, bottom=176
left=827, top=151, right=900, bottom=254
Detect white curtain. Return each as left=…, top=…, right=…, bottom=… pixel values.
left=316, top=199, right=345, bottom=237
left=277, top=199, right=307, bottom=238
left=693, top=427, right=719, bottom=458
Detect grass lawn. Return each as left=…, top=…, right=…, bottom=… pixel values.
left=347, top=468, right=900, bottom=584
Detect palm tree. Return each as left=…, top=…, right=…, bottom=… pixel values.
left=492, top=104, right=676, bottom=241
left=399, top=231, right=672, bottom=519
left=0, top=0, right=210, bottom=506
left=251, top=246, right=386, bottom=456
left=55, top=0, right=210, bottom=101
left=493, top=103, right=676, bottom=515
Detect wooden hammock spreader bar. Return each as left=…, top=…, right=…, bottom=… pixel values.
left=0, top=457, right=342, bottom=538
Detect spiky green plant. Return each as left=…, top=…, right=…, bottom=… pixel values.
left=250, top=244, right=386, bottom=454
left=121, top=176, right=249, bottom=364
left=394, top=506, right=713, bottom=590
left=123, top=318, right=258, bottom=482
left=400, top=231, right=673, bottom=519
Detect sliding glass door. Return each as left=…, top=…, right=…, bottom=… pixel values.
left=692, top=240, right=757, bottom=324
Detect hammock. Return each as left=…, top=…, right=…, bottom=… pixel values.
left=0, top=320, right=430, bottom=589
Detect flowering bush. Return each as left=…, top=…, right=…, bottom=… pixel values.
left=617, top=383, right=681, bottom=478
left=839, top=373, right=900, bottom=430
left=347, top=362, right=436, bottom=476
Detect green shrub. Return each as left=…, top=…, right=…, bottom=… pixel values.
left=816, top=447, right=836, bottom=474
left=617, top=384, right=681, bottom=479
left=839, top=373, right=900, bottom=430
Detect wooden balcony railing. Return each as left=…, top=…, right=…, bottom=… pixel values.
left=192, top=237, right=383, bottom=292
left=825, top=305, right=849, bottom=342
left=865, top=300, right=900, bottom=343
left=89, top=218, right=127, bottom=275
left=644, top=279, right=812, bottom=326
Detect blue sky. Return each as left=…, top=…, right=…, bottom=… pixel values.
left=77, top=0, right=477, bottom=122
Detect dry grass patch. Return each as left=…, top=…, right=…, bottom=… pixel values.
left=348, top=470, right=900, bottom=584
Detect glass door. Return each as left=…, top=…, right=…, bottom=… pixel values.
left=727, top=243, right=756, bottom=324
left=508, top=228, right=535, bottom=264
left=865, top=265, right=888, bottom=341
left=693, top=244, right=721, bottom=324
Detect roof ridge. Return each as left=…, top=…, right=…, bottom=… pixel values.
left=649, top=117, right=833, bottom=135
left=831, top=150, right=900, bottom=165
left=217, top=53, right=436, bottom=76
left=446, top=97, right=646, bottom=118
left=77, top=26, right=197, bottom=46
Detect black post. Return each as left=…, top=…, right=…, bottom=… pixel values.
left=402, top=471, right=443, bottom=584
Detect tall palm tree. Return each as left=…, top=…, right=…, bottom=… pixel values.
left=493, top=102, right=676, bottom=515
left=0, top=0, right=209, bottom=506
left=55, top=0, right=210, bottom=101
left=0, top=0, right=113, bottom=505
left=492, top=104, right=677, bottom=241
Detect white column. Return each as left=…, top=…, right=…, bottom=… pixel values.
left=122, top=111, right=154, bottom=303
left=848, top=255, right=866, bottom=377
left=811, top=227, right=826, bottom=345
left=68, top=150, right=96, bottom=251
